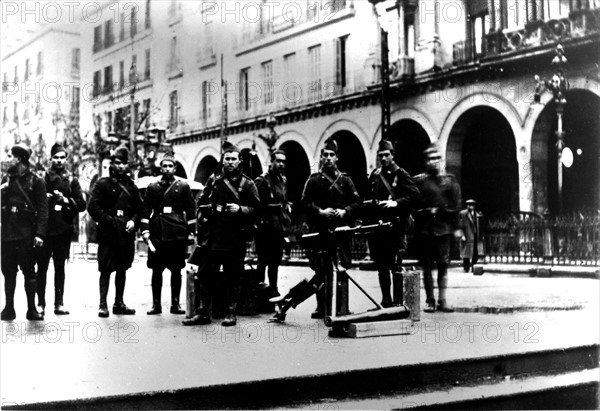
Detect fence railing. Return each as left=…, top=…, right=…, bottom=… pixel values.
left=483, top=211, right=600, bottom=266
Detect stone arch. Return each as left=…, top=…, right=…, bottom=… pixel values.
left=390, top=107, right=438, bottom=145
left=191, top=145, right=221, bottom=182
left=389, top=118, right=432, bottom=176
left=194, top=155, right=218, bottom=185
left=318, top=119, right=371, bottom=160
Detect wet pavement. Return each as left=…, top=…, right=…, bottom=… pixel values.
left=0, top=254, right=598, bottom=407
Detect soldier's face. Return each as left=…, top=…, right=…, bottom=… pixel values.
left=223, top=151, right=240, bottom=173
left=51, top=152, right=67, bottom=170
left=321, top=149, right=337, bottom=168
left=272, top=153, right=286, bottom=174
left=161, top=161, right=176, bottom=178
left=377, top=150, right=393, bottom=167
left=112, top=158, right=128, bottom=174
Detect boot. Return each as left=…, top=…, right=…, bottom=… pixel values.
left=182, top=278, right=210, bottom=325
left=147, top=283, right=162, bottom=315
left=113, top=301, right=136, bottom=315
left=311, top=291, right=324, bottom=319
left=378, top=269, right=393, bottom=308
left=98, top=273, right=110, bottom=318
left=1, top=276, right=16, bottom=321
left=54, top=288, right=69, bottom=315
left=37, top=294, right=46, bottom=316
left=25, top=280, right=43, bottom=321
left=221, top=311, right=237, bottom=327
left=169, top=272, right=185, bottom=314
left=113, top=270, right=135, bottom=314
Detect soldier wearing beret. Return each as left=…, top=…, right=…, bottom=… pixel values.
left=141, top=154, right=196, bottom=315
left=413, top=144, right=462, bottom=313
left=298, top=138, right=361, bottom=319
left=365, top=139, right=420, bottom=307
left=254, top=149, right=291, bottom=297
left=88, top=146, right=143, bottom=317
left=36, top=143, right=86, bottom=316
left=183, top=141, right=260, bottom=327
left=1, top=143, right=48, bottom=321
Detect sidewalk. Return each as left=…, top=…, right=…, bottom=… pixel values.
left=1, top=259, right=598, bottom=407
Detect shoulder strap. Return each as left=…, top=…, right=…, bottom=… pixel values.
left=115, top=180, right=133, bottom=201
left=322, top=172, right=343, bottom=195
left=13, top=177, right=35, bottom=209
left=378, top=171, right=396, bottom=200
left=159, top=180, right=179, bottom=209
left=223, top=178, right=241, bottom=202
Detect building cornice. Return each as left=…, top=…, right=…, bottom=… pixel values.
left=2, top=28, right=80, bottom=62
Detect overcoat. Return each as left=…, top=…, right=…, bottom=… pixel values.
left=459, top=209, right=484, bottom=258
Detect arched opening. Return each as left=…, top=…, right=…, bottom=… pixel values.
left=175, top=161, right=187, bottom=179
left=532, top=89, right=600, bottom=214
left=447, top=106, right=519, bottom=216
left=390, top=119, right=431, bottom=176
left=240, top=147, right=263, bottom=180
left=194, top=155, right=218, bottom=185
left=279, top=140, right=311, bottom=206
left=330, top=130, right=368, bottom=196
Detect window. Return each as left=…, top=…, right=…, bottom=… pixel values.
left=120, top=12, right=125, bottom=41
left=203, top=21, right=215, bottom=59
left=36, top=51, right=43, bottom=75
left=3, top=107, right=7, bottom=127
left=335, top=36, right=347, bottom=90
left=107, top=111, right=113, bottom=132
left=170, top=36, right=180, bottom=72
left=261, top=61, right=273, bottom=105
left=119, top=61, right=125, bottom=88
left=143, top=99, right=151, bottom=128
left=144, top=49, right=151, bottom=80
left=145, top=0, right=151, bottom=29
left=308, top=45, right=322, bottom=102
left=283, top=53, right=298, bottom=104
left=239, top=68, right=250, bottom=111
left=72, top=48, right=81, bottom=71
left=71, top=86, right=80, bottom=119
left=201, top=81, right=212, bottom=123
left=130, top=55, right=137, bottom=83
left=93, top=25, right=102, bottom=52
left=169, top=90, right=178, bottom=130
left=544, top=0, right=571, bottom=19
left=93, top=70, right=102, bottom=97
left=104, top=19, right=114, bottom=48
left=24, top=59, right=30, bottom=82
left=14, top=65, right=18, bottom=84
left=104, top=65, right=113, bottom=94
left=472, top=11, right=489, bottom=55
left=2, top=72, right=7, bottom=92
left=404, top=10, right=415, bottom=58
left=130, top=5, right=138, bottom=37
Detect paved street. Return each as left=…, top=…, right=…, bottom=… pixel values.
left=1, top=254, right=598, bottom=407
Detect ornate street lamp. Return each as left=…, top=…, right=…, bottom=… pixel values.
left=256, top=114, right=279, bottom=155
left=533, top=44, right=569, bottom=214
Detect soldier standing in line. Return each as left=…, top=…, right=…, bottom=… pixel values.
left=88, top=146, right=143, bottom=318
left=183, top=141, right=259, bottom=327
left=271, top=138, right=361, bottom=321
left=413, top=144, right=462, bottom=313
left=36, top=143, right=86, bottom=316
left=254, top=149, right=291, bottom=298
left=1, top=143, right=48, bottom=321
left=141, top=154, right=196, bottom=315
left=365, top=139, right=420, bottom=307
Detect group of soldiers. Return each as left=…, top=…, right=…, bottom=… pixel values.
left=1, top=135, right=471, bottom=325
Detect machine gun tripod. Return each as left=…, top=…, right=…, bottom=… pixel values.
left=268, top=221, right=411, bottom=327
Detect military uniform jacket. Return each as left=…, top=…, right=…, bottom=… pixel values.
left=87, top=173, right=143, bottom=246
left=140, top=177, right=196, bottom=243
left=255, top=169, right=291, bottom=234
left=413, top=171, right=462, bottom=236
left=44, top=167, right=86, bottom=237
left=302, top=167, right=361, bottom=231
left=197, top=171, right=260, bottom=252
left=1, top=167, right=48, bottom=242
left=365, top=163, right=420, bottom=225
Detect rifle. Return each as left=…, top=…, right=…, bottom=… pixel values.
left=301, top=221, right=393, bottom=249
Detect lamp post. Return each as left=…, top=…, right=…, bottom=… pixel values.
left=533, top=44, right=568, bottom=214
left=369, top=0, right=392, bottom=143
left=256, top=114, right=279, bottom=155
left=129, top=61, right=137, bottom=165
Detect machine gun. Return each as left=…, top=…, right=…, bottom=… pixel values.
left=269, top=221, right=413, bottom=327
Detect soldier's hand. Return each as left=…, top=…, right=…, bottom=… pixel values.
left=125, top=220, right=135, bottom=233
left=226, top=203, right=240, bottom=213
left=334, top=209, right=346, bottom=219
left=142, top=231, right=150, bottom=242
left=320, top=208, right=335, bottom=219
left=381, top=200, right=398, bottom=209
left=34, top=236, right=44, bottom=248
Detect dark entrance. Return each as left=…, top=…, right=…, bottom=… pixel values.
left=279, top=140, right=311, bottom=207
left=329, top=131, right=368, bottom=196
left=390, top=119, right=431, bottom=176
left=194, top=155, right=218, bottom=185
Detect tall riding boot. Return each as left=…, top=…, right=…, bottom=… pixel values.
left=311, top=289, right=325, bottom=319
left=437, top=264, right=454, bottom=312
left=170, top=270, right=184, bottom=314
left=147, top=269, right=162, bottom=315
left=377, top=268, right=393, bottom=307
left=182, top=277, right=210, bottom=325
left=25, top=279, right=43, bottom=321
left=267, top=265, right=279, bottom=297
left=98, top=272, right=110, bottom=318
left=54, top=287, right=69, bottom=315
left=54, top=261, right=69, bottom=315
left=1, top=275, right=17, bottom=321
left=113, top=270, right=135, bottom=315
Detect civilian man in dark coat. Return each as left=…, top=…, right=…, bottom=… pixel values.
left=88, top=146, right=143, bottom=318
left=141, top=154, right=196, bottom=315
left=254, top=149, right=291, bottom=297
left=270, top=138, right=361, bottom=322
left=36, top=143, right=86, bottom=316
left=365, top=139, right=420, bottom=307
left=413, top=144, right=462, bottom=313
left=183, top=141, right=259, bottom=327
left=1, top=143, right=48, bottom=321
left=459, top=199, right=483, bottom=272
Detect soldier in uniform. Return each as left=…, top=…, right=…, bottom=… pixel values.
left=183, top=141, right=259, bottom=327
left=365, top=139, right=420, bottom=307
left=36, top=143, right=86, bottom=316
left=1, top=143, right=48, bottom=321
left=88, top=146, right=143, bottom=318
left=413, top=144, right=462, bottom=313
left=254, top=149, right=291, bottom=297
left=141, top=154, right=196, bottom=315
left=271, top=138, right=360, bottom=321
